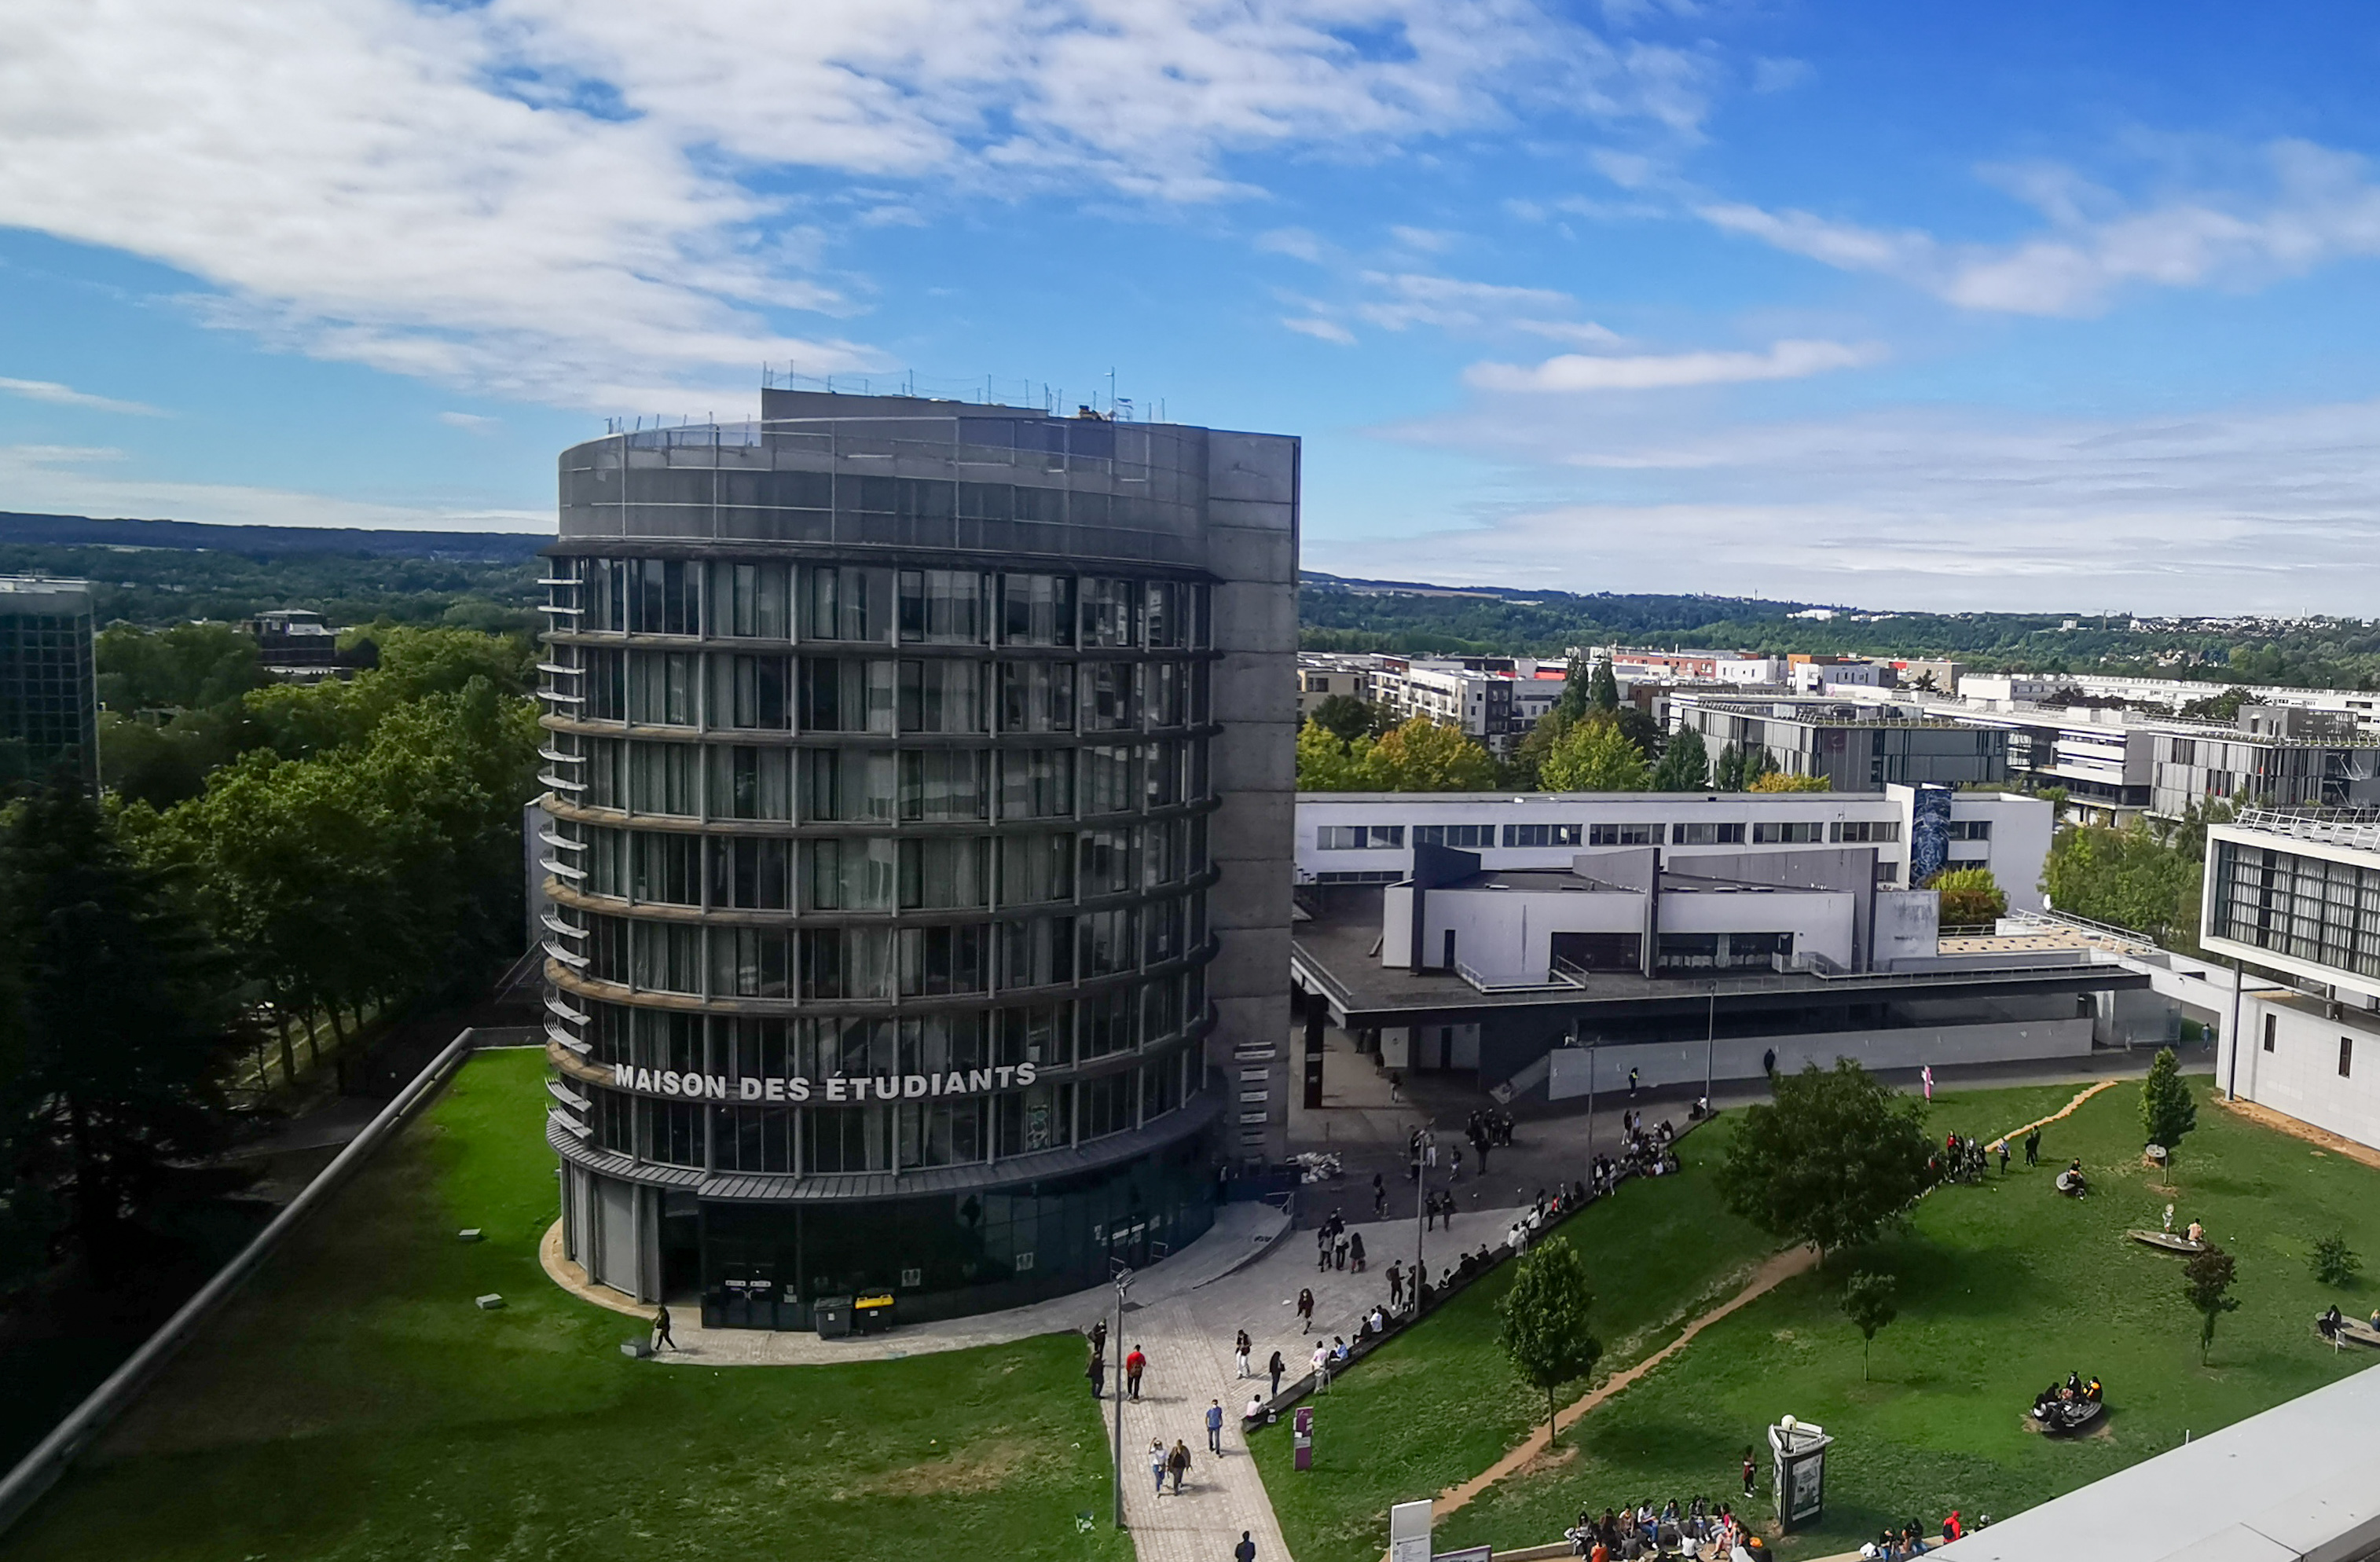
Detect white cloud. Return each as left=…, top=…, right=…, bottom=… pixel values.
left=1351, top=394, right=2380, bottom=613
left=1353, top=270, right=1575, bottom=332
left=1389, top=225, right=1458, bottom=253
left=438, top=412, right=502, bottom=432
left=1509, top=318, right=1625, bottom=347
left=0, top=0, right=1707, bottom=411
left=1701, top=138, right=2380, bottom=315
left=1256, top=227, right=1330, bottom=263
left=0, top=443, right=548, bottom=531
left=0, top=376, right=164, bottom=416
left=1463, top=337, right=1881, bottom=390
left=1282, top=317, right=1358, bottom=344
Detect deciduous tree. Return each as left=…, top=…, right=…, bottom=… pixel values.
left=1747, top=771, right=1829, bottom=793
left=1542, top=718, right=1649, bottom=792
left=1927, top=867, right=2007, bottom=927
left=0, top=781, right=248, bottom=1275
left=1840, top=1270, right=1898, bottom=1380
left=1498, top=1235, right=1602, bottom=1445
left=2182, top=1245, right=2239, bottom=1364
left=1370, top=717, right=1498, bottom=792
left=1718, top=1060, right=1934, bottom=1266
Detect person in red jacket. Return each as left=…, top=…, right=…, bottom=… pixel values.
left=1944, top=1511, right=1964, bottom=1542
left=1124, top=1344, right=1147, bottom=1400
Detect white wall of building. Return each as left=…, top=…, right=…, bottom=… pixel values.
left=2220, top=995, right=2380, bottom=1153
left=1300, top=792, right=2054, bottom=912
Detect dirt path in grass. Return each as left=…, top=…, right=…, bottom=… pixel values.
left=2215, top=1094, right=2380, bottom=1172
left=1423, top=1076, right=2126, bottom=1530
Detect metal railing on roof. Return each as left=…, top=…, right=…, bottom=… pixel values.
left=2231, top=807, right=2380, bottom=852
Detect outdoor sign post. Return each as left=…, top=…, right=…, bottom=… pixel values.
left=1388, top=1498, right=1431, bottom=1562
left=1293, top=1405, right=1315, bottom=1472
left=1768, top=1415, right=1832, bottom=1534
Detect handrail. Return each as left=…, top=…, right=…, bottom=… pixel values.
left=0, top=1032, right=478, bottom=1540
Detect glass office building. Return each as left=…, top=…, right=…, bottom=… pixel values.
left=0, top=576, right=97, bottom=793
left=538, top=390, right=1297, bottom=1325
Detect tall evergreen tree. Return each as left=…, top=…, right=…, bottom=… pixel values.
left=0, top=781, right=248, bottom=1273
left=1651, top=728, right=1711, bottom=792
left=1588, top=660, right=1621, bottom=713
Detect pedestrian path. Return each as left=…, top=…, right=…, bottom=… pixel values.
left=537, top=1200, right=1290, bottom=1365
left=1109, top=1199, right=1528, bottom=1562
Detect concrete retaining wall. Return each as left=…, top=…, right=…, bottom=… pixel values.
left=1547, top=1018, right=2096, bottom=1100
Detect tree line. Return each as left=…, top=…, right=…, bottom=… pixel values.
left=0, top=625, right=541, bottom=1287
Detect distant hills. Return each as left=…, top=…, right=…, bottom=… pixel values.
left=0, top=512, right=550, bottom=563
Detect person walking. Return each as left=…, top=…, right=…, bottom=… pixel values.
left=1088, top=1344, right=1107, bottom=1399
left=1388, top=1260, right=1404, bottom=1310
left=1373, top=1172, right=1387, bottom=1218
left=1741, top=1450, right=1757, bottom=1498
left=1235, top=1329, right=1252, bottom=1378
left=1150, top=1439, right=1168, bottom=1495
left=1268, top=1348, right=1286, bottom=1400
left=1168, top=1438, right=1191, bottom=1494
left=1316, top=1226, right=1333, bottom=1272
left=1206, top=1398, right=1226, bottom=1455
left=2025, top=1126, right=2041, bottom=1167
left=1312, top=1339, right=1331, bottom=1391
left=1629, top=1066, right=1641, bottom=1098
left=1333, top=1234, right=1349, bottom=1271
left=1236, top=1530, right=1258, bottom=1562
left=1997, top=1138, right=2011, bottom=1176
left=651, top=1304, right=676, bottom=1352
left=1762, top=1047, right=1776, bottom=1077
left=1449, top=1145, right=1462, bottom=1182
left=1125, top=1344, right=1147, bottom=1401
left=1349, top=1230, right=1366, bottom=1273
left=1296, top=1288, right=1315, bottom=1331
left=1921, top=1064, right=1934, bottom=1102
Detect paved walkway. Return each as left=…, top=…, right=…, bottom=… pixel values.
left=1107, top=1199, right=1527, bottom=1562
left=538, top=1201, right=1292, bottom=1365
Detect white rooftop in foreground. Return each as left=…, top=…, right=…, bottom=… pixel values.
left=1935, top=1362, right=2380, bottom=1562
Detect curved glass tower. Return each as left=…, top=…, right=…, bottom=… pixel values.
left=537, top=390, right=1296, bottom=1325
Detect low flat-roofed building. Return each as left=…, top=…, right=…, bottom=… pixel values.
left=1292, top=790, right=2147, bottom=1096
left=1296, top=787, right=2049, bottom=910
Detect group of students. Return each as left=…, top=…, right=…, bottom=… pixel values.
left=1565, top=1496, right=1754, bottom=1560
left=1314, top=1208, right=1366, bottom=1273
left=1858, top=1511, right=1987, bottom=1558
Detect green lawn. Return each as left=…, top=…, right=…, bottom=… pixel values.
left=3, top=1050, right=1129, bottom=1562
left=1250, top=1116, right=1775, bottom=1562
left=1395, top=1078, right=2380, bottom=1560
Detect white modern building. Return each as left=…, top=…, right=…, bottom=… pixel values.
left=1296, top=788, right=2052, bottom=908
left=2202, top=809, right=2380, bottom=1152
left=1366, top=656, right=1568, bottom=756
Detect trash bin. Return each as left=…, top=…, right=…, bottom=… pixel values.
left=853, top=1292, right=896, bottom=1335
left=814, top=1295, right=854, bottom=1339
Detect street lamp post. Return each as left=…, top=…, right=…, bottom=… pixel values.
left=1706, top=986, right=1717, bottom=1107
left=1110, top=1264, right=1132, bottom=1528
left=1412, top=1127, right=1432, bottom=1313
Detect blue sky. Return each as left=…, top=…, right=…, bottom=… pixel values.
left=6, top=2, right=2380, bottom=611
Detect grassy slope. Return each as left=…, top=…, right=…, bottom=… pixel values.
left=1434, top=1079, right=2380, bottom=1557
left=1250, top=1116, right=1773, bottom=1562
left=4, top=1050, right=1129, bottom=1562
